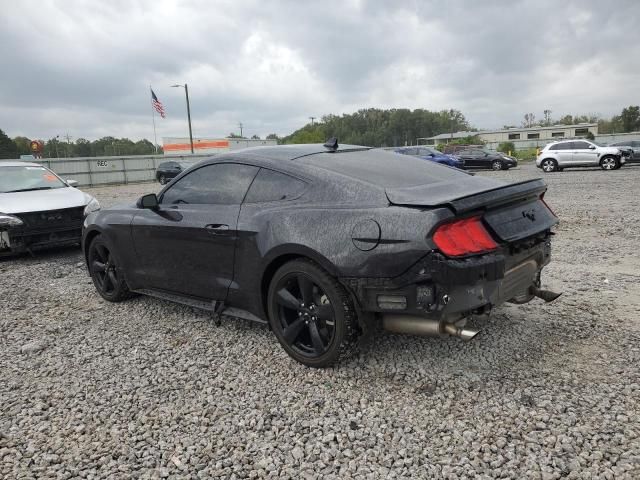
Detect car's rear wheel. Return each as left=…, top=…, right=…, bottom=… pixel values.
left=267, top=259, right=359, bottom=367
left=491, top=160, right=503, bottom=171
left=540, top=159, right=558, bottom=173
left=88, top=236, right=134, bottom=302
left=600, top=156, right=618, bottom=170
left=159, top=174, right=167, bottom=185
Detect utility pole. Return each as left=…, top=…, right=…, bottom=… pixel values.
left=238, top=122, right=244, bottom=138
left=309, top=116, right=316, bottom=126
left=171, top=83, right=194, bottom=153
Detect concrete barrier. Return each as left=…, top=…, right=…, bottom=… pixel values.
left=30, top=154, right=214, bottom=187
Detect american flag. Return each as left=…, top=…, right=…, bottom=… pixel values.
left=151, top=89, right=166, bottom=118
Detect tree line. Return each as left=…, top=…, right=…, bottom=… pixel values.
left=515, top=106, right=640, bottom=134
left=1, top=105, right=638, bottom=159
left=279, top=108, right=470, bottom=146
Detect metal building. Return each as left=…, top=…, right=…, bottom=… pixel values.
left=422, top=123, right=599, bottom=150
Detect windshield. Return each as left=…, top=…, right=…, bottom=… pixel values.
left=591, top=141, right=607, bottom=147
left=178, top=162, right=194, bottom=168
left=0, top=166, right=67, bottom=193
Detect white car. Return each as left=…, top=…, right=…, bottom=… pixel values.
left=536, top=140, right=628, bottom=172
left=0, top=161, right=100, bottom=256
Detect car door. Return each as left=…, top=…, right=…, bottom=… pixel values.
left=130, top=162, right=259, bottom=300
left=552, top=142, right=573, bottom=166
left=458, top=149, right=481, bottom=167
left=571, top=141, right=598, bottom=166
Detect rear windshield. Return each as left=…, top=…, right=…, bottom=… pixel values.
left=299, top=149, right=465, bottom=188
left=0, top=165, right=67, bottom=193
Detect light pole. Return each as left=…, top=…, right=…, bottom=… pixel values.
left=171, top=83, right=194, bottom=154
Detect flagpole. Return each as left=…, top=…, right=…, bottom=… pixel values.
left=150, top=85, right=158, bottom=154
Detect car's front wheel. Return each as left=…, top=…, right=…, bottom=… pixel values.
left=88, top=235, right=134, bottom=302
left=267, top=259, right=359, bottom=367
left=600, top=156, right=618, bottom=170
left=540, top=158, right=558, bottom=173
left=491, top=160, right=503, bottom=171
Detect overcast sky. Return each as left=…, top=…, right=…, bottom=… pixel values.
left=1, top=0, right=639, bottom=142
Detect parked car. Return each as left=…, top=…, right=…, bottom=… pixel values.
left=0, top=161, right=100, bottom=256
left=536, top=140, right=629, bottom=172
left=609, top=140, right=640, bottom=164
left=156, top=160, right=195, bottom=184
left=83, top=142, right=559, bottom=367
left=394, top=146, right=464, bottom=169
left=456, top=148, right=518, bottom=170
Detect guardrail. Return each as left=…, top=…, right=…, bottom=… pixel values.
left=30, top=154, right=214, bottom=187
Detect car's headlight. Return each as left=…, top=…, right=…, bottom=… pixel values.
left=83, top=198, right=100, bottom=216
left=0, top=213, right=24, bottom=229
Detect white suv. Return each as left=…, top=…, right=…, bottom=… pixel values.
left=536, top=140, right=628, bottom=172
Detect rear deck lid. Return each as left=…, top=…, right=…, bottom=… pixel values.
left=386, top=178, right=558, bottom=242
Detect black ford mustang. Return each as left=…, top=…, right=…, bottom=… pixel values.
left=83, top=141, right=559, bottom=367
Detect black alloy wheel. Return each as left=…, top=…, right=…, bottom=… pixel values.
left=491, top=160, right=503, bottom=171
left=88, top=236, right=133, bottom=302
left=268, top=260, right=359, bottom=367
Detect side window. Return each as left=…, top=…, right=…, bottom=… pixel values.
left=549, top=144, right=561, bottom=151
left=403, top=148, right=418, bottom=155
left=161, top=163, right=258, bottom=205
left=244, top=168, right=306, bottom=203
left=572, top=141, right=590, bottom=149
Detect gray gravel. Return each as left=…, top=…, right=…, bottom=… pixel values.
left=1, top=164, right=639, bottom=479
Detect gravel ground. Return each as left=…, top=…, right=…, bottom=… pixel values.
left=1, top=163, right=639, bottom=479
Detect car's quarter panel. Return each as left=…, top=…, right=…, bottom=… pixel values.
left=229, top=203, right=451, bottom=319
left=129, top=204, right=240, bottom=299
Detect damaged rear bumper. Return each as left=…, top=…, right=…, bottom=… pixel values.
left=340, top=234, right=553, bottom=323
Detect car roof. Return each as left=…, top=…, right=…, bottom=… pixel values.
left=0, top=160, right=43, bottom=167
left=233, top=143, right=371, bottom=162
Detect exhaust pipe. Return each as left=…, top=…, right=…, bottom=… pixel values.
left=382, top=314, right=479, bottom=341
left=529, top=285, right=562, bottom=303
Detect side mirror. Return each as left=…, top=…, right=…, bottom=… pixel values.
left=428, top=153, right=435, bottom=157
left=136, top=193, right=159, bottom=209
left=67, top=179, right=79, bottom=187
left=589, top=145, right=596, bottom=150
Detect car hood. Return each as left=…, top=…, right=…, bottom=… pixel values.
left=0, top=187, right=92, bottom=214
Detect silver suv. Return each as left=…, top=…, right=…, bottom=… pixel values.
left=536, top=140, right=627, bottom=172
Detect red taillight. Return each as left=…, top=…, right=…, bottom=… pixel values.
left=432, top=216, right=498, bottom=257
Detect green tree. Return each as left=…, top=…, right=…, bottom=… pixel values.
left=13, top=136, right=32, bottom=156
left=498, top=141, right=516, bottom=154
left=266, top=133, right=280, bottom=140
left=0, top=129, right=18, bottom=159
left=620, top=106, right=640, bottom=132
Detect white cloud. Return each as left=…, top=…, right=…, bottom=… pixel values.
left=0, top=0, right=638, bottom=141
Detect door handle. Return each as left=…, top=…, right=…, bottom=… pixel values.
left=205, top=224, right=230, bottom=234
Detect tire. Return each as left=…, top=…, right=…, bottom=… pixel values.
left=267, top=259, right=360, bottom=368
left=491, top=160, right=503, bottom=171
left=600, top=156, right=618, bottom=170
left=159, top=174, right=167, bottom=185
left=88, top=235, right=134, bottom=302
left=540, top=158, right=558, bottom=173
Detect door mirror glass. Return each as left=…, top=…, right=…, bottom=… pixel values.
left=137, top=193, right=159, bottom=209
left=67, top=179, right=79, bottom=187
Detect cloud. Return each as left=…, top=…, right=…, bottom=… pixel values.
left=1, top=0, right=639, bottom=141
